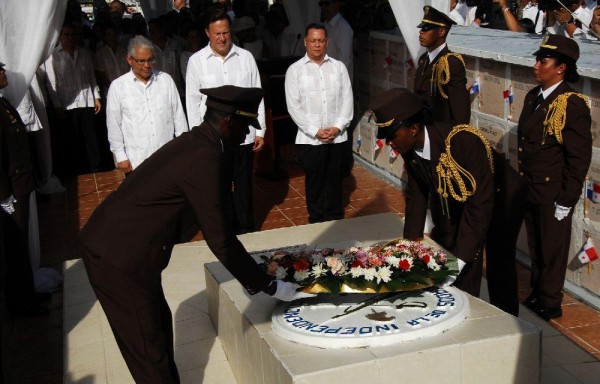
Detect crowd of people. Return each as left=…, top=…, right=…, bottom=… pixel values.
left=450, top=0, right=600, bottom=39
left=1, top=0, right=595, bottom=382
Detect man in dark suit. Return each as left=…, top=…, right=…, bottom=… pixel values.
left=80, top=85, right=312, bottom=383
left=414, top=6, right=470, bottom=125
left=518, top=34, right=592, bottom=321
left=369, top=87, right=526, bottom=316
left=0, top=62, right=49, bottom=317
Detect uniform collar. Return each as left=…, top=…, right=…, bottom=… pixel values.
left=428, top=43, right=447, bottom=63
left=540, top=80, right=563, bottom=99
left=415, top=126, right=431, bottom=161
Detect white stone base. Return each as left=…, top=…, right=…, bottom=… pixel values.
left=206, top=214, right=542, bottom=384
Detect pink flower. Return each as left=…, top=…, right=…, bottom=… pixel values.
left=326, top=256, right=346, bottom=275
left=355, top=250, right=368, bottom=264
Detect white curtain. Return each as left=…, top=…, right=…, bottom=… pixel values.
left=388, top=0, right=450, bottom=62
left=0, top=0, right=67, bottom=106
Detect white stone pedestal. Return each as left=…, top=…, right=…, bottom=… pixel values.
left=205, top=214, right=542, bottom=384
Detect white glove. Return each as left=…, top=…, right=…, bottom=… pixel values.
left=1, top=195, right=17, bottom=215
left=437, top=258, right=467, bottom=288
left=554, top=202, right=571, bottom=221
left=271, top=280, right=316, bottom=301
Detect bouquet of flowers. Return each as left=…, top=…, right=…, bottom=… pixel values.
left=260, top=239, right=459, bottom=294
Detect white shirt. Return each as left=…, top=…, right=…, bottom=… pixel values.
left=16, top=90, right=43, bottom=133
left=428, top=43, right=446, bottom=63
left=521, top=2, right=545, bottom=34
left=45, top=44, right=101, bottom=110
left=415, top=127, right=431, bottom=160
left=540, top=80, right=563, bottom=100
left=548, top=6, right=593, bottom=37
left=94, top=44, right=128, bottom=96
left=106, top=70, right=189, bottom=169
left=325, top=13, right=354, bottom=82
left=185, top=43, right=266, bottom=145
left=284, top=54, right=353, bottom=145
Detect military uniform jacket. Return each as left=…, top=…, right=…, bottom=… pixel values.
left=517, top=82, right=592, bottom=207
left=80, top=121, right=271, bottom=294
left=0, top=96, right=34, bottom=201
left=402, top=122, right=524, bottom=263
left=414, top=46, right=470, bottom=125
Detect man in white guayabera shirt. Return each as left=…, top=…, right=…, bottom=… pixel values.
left=285, top=23, right=353, bottom=224
left=106, top=36, right=188, bottom=174
left=186, top=7, right=265, bottom=234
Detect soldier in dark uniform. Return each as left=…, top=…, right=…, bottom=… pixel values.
left=369, top=88, right=526, bottom=316
left=414, top=6, right=470, bottom=125
left=518, top=34, right=592, bottom=321
left=0, top=63, right=49, bottom=317
left=80, top=85, right=312, bottom=383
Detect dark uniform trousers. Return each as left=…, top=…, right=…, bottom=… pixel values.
left=65, top=107, right=100, bottom=173
left=83, top=248, right=180, bottom=384
left=222, top=143, right=255, bottom=234
left=524, top=203, right=572, bottom=308
left=298, top=142, right=345, bottom=223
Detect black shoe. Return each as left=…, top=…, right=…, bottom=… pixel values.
left=35, top=292, right=52, bottom=303
left=533, top=305, right=562, bottom=321
left=9, top=303, right=49, bottom=317
left=523, top=294, right=539, bottom=309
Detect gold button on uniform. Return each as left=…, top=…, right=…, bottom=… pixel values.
left=518, top=147, right=522, bottom=152
left=545, top=176, right=550, bottom=182
left=519, top=172, right=524, bottom=176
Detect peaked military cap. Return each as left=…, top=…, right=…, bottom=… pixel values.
left=417, top=5, right=457, bottom=30
left=201, top=85, right=263, bottom=129
left=369, top=88, right=424, bottom=140
left=533, top=33, right=580, bottom=62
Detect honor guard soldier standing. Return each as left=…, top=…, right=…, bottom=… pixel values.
left=414, top=6, right=470, bottom=125
left=519, top=34, right=592, bottom=321
left=369, top=88, right=526, bottom=316
left=80, top=86, right=313, bottom=383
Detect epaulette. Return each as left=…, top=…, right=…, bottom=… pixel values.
left=435, top=124, right=494, bottom=217
left=542, top=92, right=590, bottom=145
left=431, top=53, right=466, bottom=99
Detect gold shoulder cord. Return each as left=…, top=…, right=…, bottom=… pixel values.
left=542, top=92, right=590, bottom=145
left=431, top=53, right=466, bottom=99
left=435, top=124, right=495, bottom=217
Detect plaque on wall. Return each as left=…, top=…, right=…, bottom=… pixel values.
left=479, top=59, right=507, bottom=119
left=590, top=79, right=600, bottom=148
left=370, top=37, right=388, bottom=81
left=388, top=41, right=406, bottom=87
left=476, top=113, right=507, bottom=153
left=509, top=64, right=537, bottom=122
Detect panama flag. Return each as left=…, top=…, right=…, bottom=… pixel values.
left=593, top=182, right=600, bottom=203
left=374, top=139, right=384, bottom=151
left=356, top=136, right=362, bottom=148
left=469, top=77, right=480, bottom=95
left=389, top=147, right=399, bottom=159
left=578, top=238, right=599, bottom=264
left=509, top=86, right=514, bottom=104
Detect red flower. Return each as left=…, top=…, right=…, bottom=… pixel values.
left=293, top=259, right=310, bottom=271
left=422, top=254, right=431, bottom=264
left=399, top=258, right=412, bottom=271
left=351, top=260, right=363, bottom=268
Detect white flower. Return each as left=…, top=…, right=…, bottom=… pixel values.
left=427, top=260, right=441, bottom=271
left=363, top=268, right=377, bottom=281
left=311, top=252, right=325, bottom=265
left=350, top=266, right=364, bottom=278
left=311, top=263, right=327, bottom=278
left=275, top=266, right=287, bottom=280
left=377, top=266, right=393, bottom=283
left=385, top=256, right=400, bottom=268
left=294, top=270, right=310, bottom=281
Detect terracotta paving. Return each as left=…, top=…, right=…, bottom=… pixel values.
left=5, top=162, right=600, bottom=382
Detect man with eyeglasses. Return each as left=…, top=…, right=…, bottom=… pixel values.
left=186, top=7, right=265, bottom=234
left=106, top=35, right=188, bottom=175
left=285, top=23, right=353, bottom=224
left=414, top=6, right=470, bottom=125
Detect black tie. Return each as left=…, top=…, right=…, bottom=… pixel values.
left=422, top=56, right=430, bottom=75
left=531, top=93, right=544, bottom=112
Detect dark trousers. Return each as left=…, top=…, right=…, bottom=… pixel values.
left=298, top=143, right=345, bottom=223
left=2, top=194, right=36, bottom=308
left=524, top=202, right=572, bottom=308
left=65, top=107, right=100, bottom=173
left=222, top=143, right=255, bottom=234
left=83, top=250, right=180, bottom=383
left=485, top=200, right=526, bottom=316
